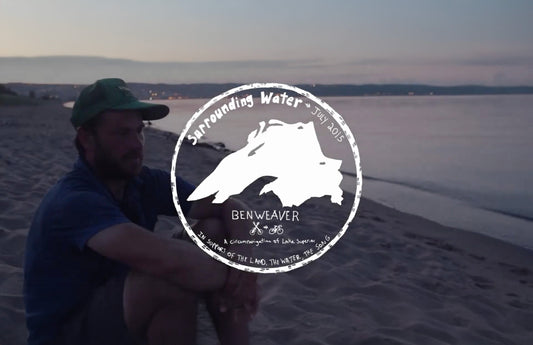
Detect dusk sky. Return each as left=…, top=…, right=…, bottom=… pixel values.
left=1, top=0, right=532, bottom=85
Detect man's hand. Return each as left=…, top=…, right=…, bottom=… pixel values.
left=218, top=268, right=259, bottom=321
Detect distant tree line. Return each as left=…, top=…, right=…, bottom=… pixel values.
left=6, top=82, right=533, bottom=102
left=0, top=84, right=17, bottom=96
left=128, top=83, right=533, bottom=99
left=295, top=84, right=533, bottom=96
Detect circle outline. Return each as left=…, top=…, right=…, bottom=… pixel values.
left=171, top=83, right=362, bottom=274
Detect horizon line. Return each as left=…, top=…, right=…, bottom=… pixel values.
left=5, top=81, right=533, bottom=88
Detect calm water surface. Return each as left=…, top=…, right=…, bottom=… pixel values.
left=151, top=95, right=533, bottom=249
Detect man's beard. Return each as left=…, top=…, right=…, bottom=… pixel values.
left=93, top=141, right=143, bottom=180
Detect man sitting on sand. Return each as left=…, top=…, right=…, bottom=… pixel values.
left=23, top=78, right=258, bottom=345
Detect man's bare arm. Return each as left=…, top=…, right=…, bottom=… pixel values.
left=188, top=197, right=259, bottom=318
left=87, top=223, right=227, bottom=291
left=188, top=197, right=252, bottom=239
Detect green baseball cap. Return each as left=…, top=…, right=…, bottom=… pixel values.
left=71, top=78, right=169, bottom=128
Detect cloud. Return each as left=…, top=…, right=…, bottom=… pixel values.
left=346, top=55, right=533, bottom=67
left=1, top=55, right=532, bottom=85
left=455, top=56, right=533, bottom=67
left=0, top=56, right=331, bottom=83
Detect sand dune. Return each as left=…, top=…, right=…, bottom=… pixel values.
left=1, top=102, right=532, bottom=344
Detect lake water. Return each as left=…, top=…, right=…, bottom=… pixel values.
left=148, top=95, right=533, bottom=249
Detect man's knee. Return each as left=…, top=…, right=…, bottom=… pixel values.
left=123, top=271, right=198, bottom=337
left=193, top=217, right=226, bottom=243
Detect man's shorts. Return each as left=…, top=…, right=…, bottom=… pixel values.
left=55, top=272, right=138, bottom=345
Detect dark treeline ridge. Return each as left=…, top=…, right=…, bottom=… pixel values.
left=7, top=83, right=533, bottom=101
left=0, top=84, right=17, bottom=96
left=301, top=84, right=533, bottom=96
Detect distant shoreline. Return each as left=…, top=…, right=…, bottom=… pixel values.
left=7, top=82, right=533, bottom=103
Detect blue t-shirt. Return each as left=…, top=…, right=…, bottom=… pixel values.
left=23, top=157, right=195, bottom=345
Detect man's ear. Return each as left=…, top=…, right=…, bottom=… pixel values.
left=77, top=127, right=95, bottom=153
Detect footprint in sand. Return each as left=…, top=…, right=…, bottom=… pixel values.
left=469, top=275, right=494, bottom=290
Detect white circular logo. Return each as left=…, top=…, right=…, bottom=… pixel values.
left=171, top=83, right=362, bottom=273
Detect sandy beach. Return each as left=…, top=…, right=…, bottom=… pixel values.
left=1, top=102, right=532, bottom=345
